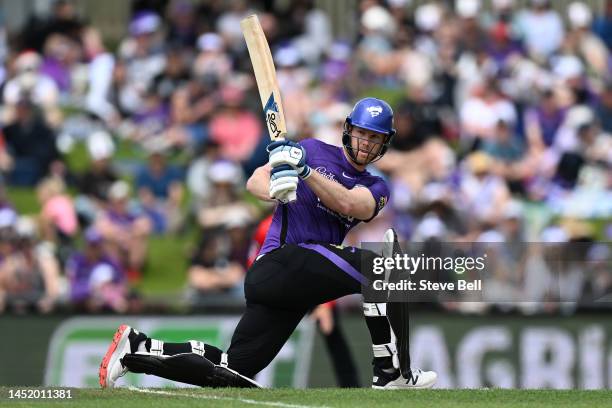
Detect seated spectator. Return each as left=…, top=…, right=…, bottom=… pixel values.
left=187, top=223, right=248, bottom=303
left=186, top=139, right=223, bottom=213
left=457, top=152, right=511, bottom=226
left=0, top=217, right=61, bottom=313
left=481, top=119, right=525, bottom=163
left=2, top=98, right=62, bottom=186
left=135, top=147, right=184, bottom=234
left=83, top=27, right=118, bottom=125
left=208, top=85, right=262, bottom=163
left=516, top=0, right=564, bottom=61
left=96, top=181, right=151, bottom=281
left=2, top=51, right=60, bottom=127
left=524, top=89, right=566, bottom=150
left=198, top=160, right=254, bottom=229
left=36, top=176, right=78, bottom=245
left=460, top=78, right=517, bottom=146
left=40, top=33, right=80, bottom=96
left=116, top=11, right=166, bottom=116
left=66, top=227, right=127, bottom=313
left=75, top=130, right=119, bottom=225
left=564, top=2, right=609, bottom=78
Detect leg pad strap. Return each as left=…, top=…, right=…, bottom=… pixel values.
left=363, top=302, right=387, bottom=317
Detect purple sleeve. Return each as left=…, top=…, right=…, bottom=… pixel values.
left=360, top=177, right=390, bottom=222
left=299, top=138, right=321, bottom=166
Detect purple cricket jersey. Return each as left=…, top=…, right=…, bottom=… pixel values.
left=260, top=138, right=390, bottom=255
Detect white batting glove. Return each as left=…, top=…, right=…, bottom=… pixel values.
left=267, top=140, right=312, bottom=180
left=269, top=164, right=298, bottom=203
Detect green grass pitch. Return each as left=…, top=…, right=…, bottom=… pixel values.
left=1, top=388, right=611, bottom=408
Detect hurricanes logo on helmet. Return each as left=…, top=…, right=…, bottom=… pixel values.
left=367, top=106, right=383, bottom=117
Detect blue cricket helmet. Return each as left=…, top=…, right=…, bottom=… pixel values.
left=342, top=97, right=396, bottom=164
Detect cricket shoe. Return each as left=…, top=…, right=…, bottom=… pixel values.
left=372, top=367, right=437, bottom=389
left=99, top=324, right=147, bottom=388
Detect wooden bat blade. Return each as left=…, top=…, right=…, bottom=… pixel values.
left=241, top=14, right=287, bottom=140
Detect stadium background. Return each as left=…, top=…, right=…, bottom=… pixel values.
left=0, top=0, right=610, bottom=389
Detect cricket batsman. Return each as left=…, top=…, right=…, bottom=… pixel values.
left=99, top=97, right=437, bottom=389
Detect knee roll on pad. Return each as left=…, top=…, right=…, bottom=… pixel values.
left=121, top=353, right=261, bottom=388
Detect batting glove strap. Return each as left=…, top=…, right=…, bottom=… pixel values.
left=298, top=164, right=312, bottom=180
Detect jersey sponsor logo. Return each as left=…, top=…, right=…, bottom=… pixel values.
left=367, top=106, right=383, bottom=117
left=314, top=166, right=336, bottom=181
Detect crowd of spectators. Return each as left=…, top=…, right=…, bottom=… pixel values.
left=0, top=0, right=610, bottom=314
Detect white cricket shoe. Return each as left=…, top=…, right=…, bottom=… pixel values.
left=372, top=367, right=437, bottom=389
left=99, top=324, right=145, bottom=388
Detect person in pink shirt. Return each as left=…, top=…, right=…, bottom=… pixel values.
left=37, top=176, right=78, bottom=243
left=208, top=85, right=261, bottom=162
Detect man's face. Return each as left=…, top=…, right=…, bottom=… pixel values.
left=349, top=126, right=386, bottom=165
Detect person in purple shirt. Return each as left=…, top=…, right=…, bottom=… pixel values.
left=99, top=98, right=437, bottom=389
left=66, top=227, right=127, bottom=313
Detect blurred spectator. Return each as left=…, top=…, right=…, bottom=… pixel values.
left=116, top=11, right=166, bottom=115
left=166, top=0, right=198, bottom=48
left=75, top=130, right=119, bottom=225
left=20, top=0, right=84, bottom=52
left=198, top=160, right=253, bottom=229
left=275, top=45, right=313, bottom=138
left=66, top=227, right=127, bottom=313
left=593, top=0, right=612, bottom=49
left=40, top=33, right=81, bottom=96
left=287, top=0, right=332, bottom=65
left=151, top=48, right=190, bottom=105
left=187, top=225, right=248, bottom=303
left=2, top=51, right=60, bottom=126
left=0, top=217, right=61, bottom=313
left=524, top=88, right=566, bottom=150
left=193, top=32, right=232, bottom=85
left=36, top=176, right=78, bottom=245
left=1, top=98, right=62, bottom=186
left=564, top=2, right=609, bottom=78
left=457, top=152, right=511, bottom=226
left=208, top=85, right=262, bottom=162
left=186, top=139, right=224, bottom=213
left=83, top=27, right=117, bottom=124
left=481, top=119, right=524, bottom=163
left=460, top=78, right=517, bottom=146
left=96, top=180, right=151, bottom=281
left=135, top=147, right=184, bottom=234
left=517, top=0, right=565, bottom=60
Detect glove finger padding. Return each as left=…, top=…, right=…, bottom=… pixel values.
left=268, top=144, right=306, bottom=168
left=270, top=178, right=298, bottom=198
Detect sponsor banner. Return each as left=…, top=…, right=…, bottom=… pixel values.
left=1, top=313, right=610, bottom=388
left=43, top=316, right=315, bottom=388
left=319, top=314, right=612, bottom=389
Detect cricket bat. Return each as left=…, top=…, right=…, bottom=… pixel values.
left=240, top=14, right=287, bottom=141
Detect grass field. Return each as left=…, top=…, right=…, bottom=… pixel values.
left=1, top=387, right=611, bottom=408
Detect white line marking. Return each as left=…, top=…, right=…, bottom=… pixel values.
left=127, top=387, right=329, bottom=408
